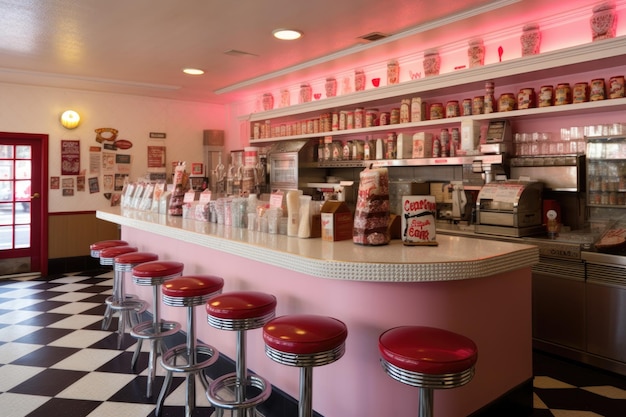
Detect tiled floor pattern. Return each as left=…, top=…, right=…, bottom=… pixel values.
left=1, top=270, right=626, bottom=416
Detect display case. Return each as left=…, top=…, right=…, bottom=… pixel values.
left=586, top=135, right=626, bottom=209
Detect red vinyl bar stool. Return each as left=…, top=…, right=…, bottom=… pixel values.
left=130, top=260, right=184, bottom=398
left=90, top=240, right=131, bottom=331
left=378, top=326, right=478, bottom=417
left=99, top=245, right=148, bottom=348
left=89, top=239, right=128, bottom=259
left=263, top=314, right=348, bottom=417
left=156, top=275, right=224, bottom=417
left=206, top=291, right=277, bottom=417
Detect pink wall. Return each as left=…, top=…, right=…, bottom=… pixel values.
left=122, top=226, right=532, bottom=417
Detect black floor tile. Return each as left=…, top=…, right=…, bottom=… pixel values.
left=13, top=327, right=74, bottom=345
left=9, top=368, right=88, bottom=396
left=20, top=300, right=67, bottom=312
left=96, top=351, right=145, bottom=374
left=16, top=312, right=72, bottom=326
left=25, top=398, right=101, bottom=417
left=11, top=345, right=80, bottom=367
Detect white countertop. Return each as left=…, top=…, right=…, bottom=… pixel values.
left=97, top=208, right=538, bottom=282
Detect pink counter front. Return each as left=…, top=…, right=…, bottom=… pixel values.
left=97, top=208, right=538, bottom=417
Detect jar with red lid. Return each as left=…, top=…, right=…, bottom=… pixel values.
left=538, top=85, right=553, bottom=107
left=429, top=103, right=444, bottom=120
left=517, top=88, right=535, bottom=109
left=572, top=82, right=589, bottom=103
left=555, top=83, right=571, bottom=105
left=609, top=76, right=625, bottom=98
left=590, top=78, right=606, bottom=101
left=498, top=93, right=516, bottom=112
left=445, top=100, right=460, bottom=118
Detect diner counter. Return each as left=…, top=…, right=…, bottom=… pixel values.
left=96, top=207, right=539, bottom=282
left=97, top=207, right=538, bottom=417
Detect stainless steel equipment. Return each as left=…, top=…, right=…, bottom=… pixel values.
left=510, top=155, right=585, bottom=192
left=267, top=140, right=321, bottom=191
left=475, top=180, right=544, bottom=237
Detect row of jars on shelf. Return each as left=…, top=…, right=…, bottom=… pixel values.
left=252, top=75, right=625, bottom=141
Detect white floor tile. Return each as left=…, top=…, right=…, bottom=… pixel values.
left=48, top=314, right=102, bottom=330
left=47, top=291, right=96, bottom=302
left=49, top=276, right=93, bottom=284
left=86, top=401, right=155, bottom=417
left=48, top=302, right=101, bottom=315
left=50, top=348, right=123, bottom=371
left=0, top=342, right=43, bottom=363
left=0, top=298, right=43, bottom=310
left=582, top=384, right=626, bottom=399
left=0, top=392, right=50, bottom=417
left=0, top=288, right=44, bottom=298
left=57, top=371, right=137, bottom=401
left=46, top=283, right=93, bottom=293
left=0, top=364, right=46, bottom=391
left=0, top=309, right=42, bottom=324
left=164, top=374, right=212, bottom=408
left=0, top=324, right=42, bottom=342
left=0, top=281, right=42, bottom=289
left=533, top=375, right=576, bottom=389
left=47, top=329, right=110, bottom=348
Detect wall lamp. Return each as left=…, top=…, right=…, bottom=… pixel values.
left=60, top=110, right=81, bottom=129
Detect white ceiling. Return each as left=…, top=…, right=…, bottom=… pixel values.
left=0, top=0, right=604, bottom=104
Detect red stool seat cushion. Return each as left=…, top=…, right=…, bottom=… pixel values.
left=99, top=246, right=138, bottom=260
left=114, top=252, right=159, bottom=265
left=162, top=275, right=224, bottom=298
left=90, top=240, right=128, bottom=252
left=379, top=326, right=478, bottom=375
left=207, top=291, right=276, bottom=320
left=132, top=261, right=184, bottom=278
left=263, top=314, right=348, bottom=355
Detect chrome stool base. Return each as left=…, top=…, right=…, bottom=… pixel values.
left=107, top=298, right=147, bottom=349
left=207, top=373, right=272, bottom=417
left=156, top=343, right=218, bottom=417
left=130, top=320, right=181, bottom=397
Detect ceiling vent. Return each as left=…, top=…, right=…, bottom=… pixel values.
left=223, top=49, right=259, bottom=57
left=358, top=32, right=388, bottom=42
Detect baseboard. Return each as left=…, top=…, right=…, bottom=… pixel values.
left=468, top=378, right=533, bottom=417
left=48, top=256, right=101, bottom=275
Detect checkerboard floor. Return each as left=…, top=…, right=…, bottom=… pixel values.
left=0, top=270, right=216, bottom=417
left=1, top=270, right=626, bottom=417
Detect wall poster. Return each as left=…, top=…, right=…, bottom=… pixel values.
left=61, top=140, right=80, bottom=175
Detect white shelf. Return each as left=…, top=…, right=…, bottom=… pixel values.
left=250, top=97, right=626, bottom=144
left=246, top=36, right=626, bottom=126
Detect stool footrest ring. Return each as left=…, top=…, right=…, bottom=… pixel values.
left=160, top=343, right=218, bottom=373
left=207, top=373, right=272, bottom=410
left=108, top=298, right=147, bottom=313
left=130, top=320, right=181, bottom=340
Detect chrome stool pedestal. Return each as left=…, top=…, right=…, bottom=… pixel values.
left=130, top=260, right=184, bottom=397
left=98, top=245, right=148, bottom=348
left=155, top=275, right=224, bottom=417
left=206, top=291, right=277, bottom=417
left=263, top=314, right=348, bottom=417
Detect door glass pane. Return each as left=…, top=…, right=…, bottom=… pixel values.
left=0, top=225, right=13, bottom=249
left=16, top=160, right=31, bottom=179
left=0, top=160, right=13, bottom=180
left=15, top=224, right=30, bottom=248
left=16, top=145, right=31, bottom=159
left=0, top=145, right=13, bottom=158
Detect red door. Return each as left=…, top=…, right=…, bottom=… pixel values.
left=0, top=132, right=48, bottom=276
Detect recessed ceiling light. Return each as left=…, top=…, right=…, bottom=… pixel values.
left=272, top=29, right=302, bottom=40
left=183, top=68, right=204, bottom=75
